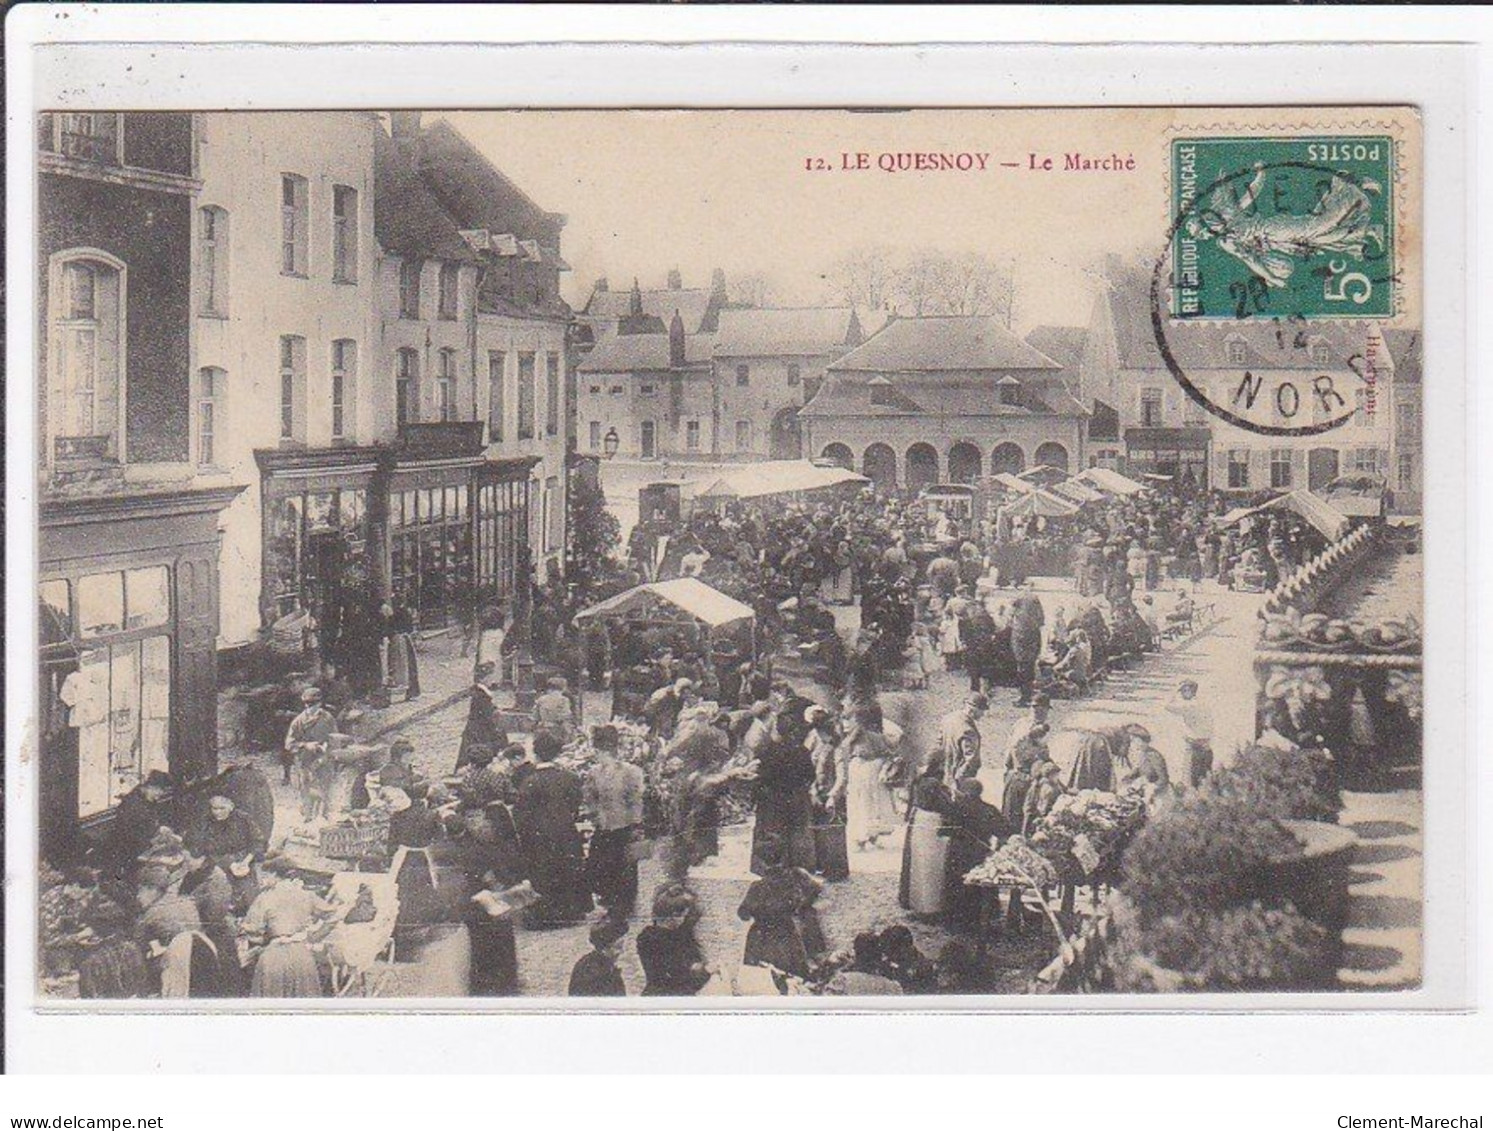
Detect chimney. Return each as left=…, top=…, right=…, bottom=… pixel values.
left=594, top=276, right=609, bottom=294
left=667, top=268, right=683, bottom=291
left=710, top=268, right=728, bottom=305
left=629, top=278, right=643, bottom=318
left=669, top=310, right=686, bottom=368
left=390, top=111, right=422, bottom=142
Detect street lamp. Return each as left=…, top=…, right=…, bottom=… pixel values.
left=602, top=427, right=620, bottom=459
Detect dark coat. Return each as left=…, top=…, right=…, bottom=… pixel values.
left=637, top=923, right=709, bottom=996
left=512, top=765, right=593, bottom=924
left=568, top=950, right=627, bottom=996
left=457, top=685, right=505, bottom=771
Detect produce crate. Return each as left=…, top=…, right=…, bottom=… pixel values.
left=319, top=818, right=391, bottom=862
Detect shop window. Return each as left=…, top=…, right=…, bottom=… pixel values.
left=546, top=352, right=561, bottom=436
left=280, top=174, right=309, bottom=276
left=396, top=348, right=419, bottom=427
left=438, top=263, right=459, bottom=319
left=488, top=350, right=507, bottom=441
left=73, top=636, right=172, bottom=819
left=49, top=252, right=124, bottom=464
left=1228, top=449, right=1250, bottom=489
left=399, top=259, right=422, bottom=319
left=436, top=348, right=458, bottom=422
left=331, top=340, right=356, bottom=441
left=199, top=206, right=230, bottom=315
left=517, top=352, right=537, bottom=440
left=196, top=367, right=225, bottom=467
left=332, top=185, right=358, bottom=283
left=278, top=335, right=306, bottom=443
left=1270, top=448, right=1293, bottom=489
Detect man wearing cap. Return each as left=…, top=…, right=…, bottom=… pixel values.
left=937, top=695, right=987, bottom=792
left=284, top=686, right=337, bottom=815
left=582, top=725, right=646, bottom=917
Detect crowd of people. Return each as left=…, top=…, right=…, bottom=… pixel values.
left=53, top=475, right=1330, bottom=999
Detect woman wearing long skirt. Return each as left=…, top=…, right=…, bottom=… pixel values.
left=383, top=601, right=421, bottom=701
left=830, top=713, right=901, bottom=852
left=738, top=839, right=813, bottom=979
left=749, top=702, right=819, bottom=877
left=243, top=862, right=329, bottom=998
left=898, top=754, right=955, bottom=918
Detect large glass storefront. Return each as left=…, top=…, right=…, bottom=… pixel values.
left=263, top=483, right=372, bottom=637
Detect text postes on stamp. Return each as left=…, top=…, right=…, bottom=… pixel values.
left=1171, top=136, right=1395, bottom=322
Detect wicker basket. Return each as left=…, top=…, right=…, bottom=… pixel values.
left=320, top=818, right=391, bottom=861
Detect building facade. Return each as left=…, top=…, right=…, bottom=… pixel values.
left=37, top=111, right=241, bottom=853
left=711, top=306, right=863, bottom=461
left=195, top=111, right=385, bottom=645
left=1078, top=260, right=1401, bottom=495
left=576, top=313, right=716, bottom=460
left=801, top=315, right=1088, bottom=492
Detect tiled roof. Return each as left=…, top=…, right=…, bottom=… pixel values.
left=801, top=373, right=1079, bottom=419
left=1024, top=325, right=1088, bottom=370
left=712, top=307, right=861, bottom=357
left=373, top=128, right=480, bottom=263
left=577, top=333, right=716, bottom=373
left=828, top=315, right=1061, bottom=373
left=584, top=288, right=715, bottom=336
left=415, top=120, right=564, bottom=246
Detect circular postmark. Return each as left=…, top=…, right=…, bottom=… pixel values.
left=1151, top=157, right=1395, bottom=438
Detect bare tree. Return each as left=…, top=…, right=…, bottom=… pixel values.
left=893, top=250, right=1014, bottom=322
left=821, top=244, right=898, bottom=312
left=729, top=270, right=777, bottom=308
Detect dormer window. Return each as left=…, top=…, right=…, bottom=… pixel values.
left=998, top=375, right=1023, bottom=408
left=869, top=376, right=894, bottom=407
left=1309, top=339, right=1331, bottom=366
left=1224, top=336, right=1247, bottom=365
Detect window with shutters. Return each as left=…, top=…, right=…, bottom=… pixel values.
left=517, top=352, right=537, bottom=440
left=399, top=259, right=422, bottom=319
left=199, top=206, right=229, bottom=315
left=396, top=347, right=419, bottom=427
left=488, top=350, right=507, bottom=441
left=436, top=348, right=458, bottom=423
left=280, top=174, right=309, bottom=276
left=331, top=340, right=356, bottom=441
left=332, top=185, right=358, bottom=283
left=545, top=352, right=561, bottom=436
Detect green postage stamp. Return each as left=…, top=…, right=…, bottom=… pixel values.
left=1171, top=136, right=1395, bottom=321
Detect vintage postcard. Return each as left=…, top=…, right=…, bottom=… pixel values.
left=28, top=105, right=1423, bottom=1006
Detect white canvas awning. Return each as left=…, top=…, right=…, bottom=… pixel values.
left=1002, top=488, right=1081, bottom=518
left=1049, top=477, right=1106, bottom=505
left=1076, top=467, right=1147, bottom=496
left=993, top=472, right=1034, bottom=494
left=696, top=460, right=868, bottom=500
left=1218, top=490, right=1352, bottom=542
left=576, top=578, right=756, bottom=629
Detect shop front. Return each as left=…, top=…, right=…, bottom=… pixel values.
left=385, top=424, right=536, bottom=625
left=255, top=447, right=381, bottom=640
left=39, top=485, right=242, bottom=862
left=1124, top=426, right=1211, bottom=489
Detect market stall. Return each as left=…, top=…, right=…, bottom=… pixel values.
left=577, top=578, right=758, bottom=718
left=693, top=460, right=869, bottom=507
left=1075, top=467, right=1147, bottom=497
